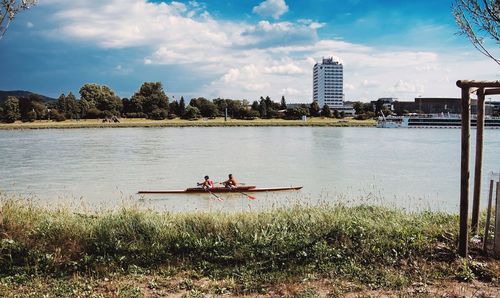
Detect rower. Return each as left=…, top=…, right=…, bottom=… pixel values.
left=198, top=175, right=214, bottom=189
left=222, top=174, right=238, bottom=188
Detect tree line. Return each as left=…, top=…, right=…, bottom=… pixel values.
left=0, top=82, right=347, bottom=123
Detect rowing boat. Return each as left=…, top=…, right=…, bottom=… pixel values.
left=137, top=186, right=302, bottom=194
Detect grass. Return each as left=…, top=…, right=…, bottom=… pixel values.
left=0, top=198, right=498, bottom=296
left=0, top=117, right=376, bottom=130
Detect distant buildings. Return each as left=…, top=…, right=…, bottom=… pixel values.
left=313, top=57, right=343, bottom=109
left=393, top=98, right=465, bottom=115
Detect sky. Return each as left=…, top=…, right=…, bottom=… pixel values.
left=0, top=0, right=499, bottom=102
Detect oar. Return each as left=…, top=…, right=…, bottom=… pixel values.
left=206, top=188, right=223, bottom=201
left=236, top=190, right=256, bottom=200
left=198, top=183, right=223, bottom=201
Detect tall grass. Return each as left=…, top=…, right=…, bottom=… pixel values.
left=0, top=198, right=462, bottom=287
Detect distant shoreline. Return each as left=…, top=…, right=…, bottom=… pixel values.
left=0, top=117, right=376, bottom=130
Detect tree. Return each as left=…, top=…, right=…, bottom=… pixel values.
left=19, top=94, right=45, bottom=121
left=310, top=101, right=320, bottom=117
left=169, top=100, right=179, bottom=117
left=179, top=96, right=186, bottom=117
left=182, top=105, right=201, bottom=119
left=189, top=97, right=218, bottom=118
left=453, top=0, right=500, bottom=65
left=130, top=82, right=169, bottom=119
left=280, top=95, right=287, bottom=110
left=0, top=0, right=36, bottom=40
left=259, top=99, right=267, bottom=118
left=2, top=96, right=20, bottom=123
left=285, top=107, right=309, bottom=120
left=321, top=104, right=331, bottom=117
left=64, top=92, right=80, bottom=119
left=251, top=100, right=259, bottom=111
left=333, top=109, right=340, bottom=119
left=79, top=83, right=122, bottom=117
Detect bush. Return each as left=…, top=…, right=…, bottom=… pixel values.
left=51, top=110, right=66, bottom=122
left=85, top=108, right=102, bottom=119
left=124, top=112, right=147, bottom=119
left=182, top=106, right=201, bottom=120
left=149, top=108, right=168, bottom=120
left=25, top=110, right=37, bottom=122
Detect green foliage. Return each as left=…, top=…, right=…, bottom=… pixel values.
left=169, top=100, right=180, bottom=117
left=310, top=101, right=320, bottom=117
left=56, top=92, right=80, bottom=119
left=50, top=110, right=66, bottom=122
left=179, top=97, right=186, bottom=117
left=285, top=107, right=309, bottom=119
left=189, top=98, right=218, bottom=118
left=85, top=108, right=102, bottom=119
left=259, top=99, right=267, bottom=118
left=280, top=96, right=287, bottom=110
left=128, top=82, right=169, bottom=119
left=182, top=105, right=201, bottom=119
left=79, top=83, right=122, bottom=117
left=25, top=110, right=36, bottom=122
left=0, top=199, right=460, bottom=288
left=455, top=259, right=475, bottom=282
left=150, top=108, right=168, bottom=120
left=18, top=94, right=45, bottom=121
left=2, top=96, right=20, bottom=123
left=333, top=109, right=340, bottom=119
left=321, top=104, right=331, bottom=117
left=251, top=100, right=259, bottom=111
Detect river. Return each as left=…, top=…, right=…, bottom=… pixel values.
left=0, top=127, right=499, bottom=212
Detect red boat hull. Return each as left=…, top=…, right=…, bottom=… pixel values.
left=137, top=186, right=302, bottom=194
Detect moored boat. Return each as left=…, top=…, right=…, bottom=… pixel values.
left=138, top=186, right=302, bottom=194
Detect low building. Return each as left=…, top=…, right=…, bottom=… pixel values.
left=371, top=97, right=397, bottom=112
left=286, top=103, right=311, bottom=109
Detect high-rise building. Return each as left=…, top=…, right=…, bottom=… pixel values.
left=313, top=57, right=343, bottom=109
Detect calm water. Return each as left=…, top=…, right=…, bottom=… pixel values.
left=1, top=127, right=499, bottom=212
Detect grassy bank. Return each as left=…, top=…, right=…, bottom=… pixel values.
left=0, top=199, right=498, bottom=297
left=0, top=117, right=376, bottom=130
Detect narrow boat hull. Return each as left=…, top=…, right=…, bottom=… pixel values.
left=138, top=186, right=302, bottom=194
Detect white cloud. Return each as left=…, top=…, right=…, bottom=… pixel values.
left=264, top=63, right=304, bottom=75
left=253, top=0, right=288, bottom=20
left=26, top=21, right=34, bottom=28
left=281, top=87, right=300, bottom=96
left=36, top=0, right=500, bottom=102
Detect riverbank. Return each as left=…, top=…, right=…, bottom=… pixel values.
left=0, top=117, right=376, bottom=129
left=0, top=199, right=497, bottom=296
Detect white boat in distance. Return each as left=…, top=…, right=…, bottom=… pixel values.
left=377, top=113, right=500, bottom=129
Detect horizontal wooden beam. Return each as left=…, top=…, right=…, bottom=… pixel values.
left=485, top=88, right=500, bottom=95
left=457, top=80, right=500, bottom=88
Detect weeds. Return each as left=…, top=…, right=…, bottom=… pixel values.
left=0, top=198, right=496, bottom=295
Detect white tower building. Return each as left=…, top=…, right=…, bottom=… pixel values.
left=313, top=57, right=344, bottom=109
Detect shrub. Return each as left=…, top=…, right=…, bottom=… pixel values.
left=25, top=110, right=37, bottom=122
left=149, top=108, right=168, bottom=120
left=51, top=110, right=66, bottom=122
left=124, top=112, right=147, bottom=119
left=85, top=108, right=102, bottom=119
left=182, top=106, right=201, bottom=120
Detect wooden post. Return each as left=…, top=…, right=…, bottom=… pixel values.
left=459, top=87, right=471, bottom=257
left=471, top=88, right=485, bottom=234
left=483, top=179, right=494, bottom=254
left=495, top=182, right=500, bottom=257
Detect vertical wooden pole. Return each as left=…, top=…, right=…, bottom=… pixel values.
left=459, top=87, right=471, bottom=257
left=471, top=88, right=485, bottom=234
left=494, top=181, right=500, bottom=257
left=483, top=179, right=494, bottom=254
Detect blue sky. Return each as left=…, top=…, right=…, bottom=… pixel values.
left=0, top=0, right=498, bottom=102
